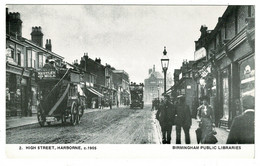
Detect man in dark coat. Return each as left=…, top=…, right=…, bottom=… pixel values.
left=175, top=96, right=192, bottom=144
left=156, top=95, right=175, bottom=144
left=227, top=95, right=255, bottom=144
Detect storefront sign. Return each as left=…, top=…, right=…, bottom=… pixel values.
left=38, top=70, right=56, bottom=79
left=194, top=47, right=206, bottom=61
left=240, top=57, right=255, bottom=98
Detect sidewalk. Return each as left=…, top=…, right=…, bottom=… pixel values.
left=6, top=106, right=127, bottom=129
left=154, top=114, right=230, bottom=144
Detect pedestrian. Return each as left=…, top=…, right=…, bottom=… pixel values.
left=175, top=96, right=192, bottom=144
left=226, top=95, right=254, bottom=144
left=197, top=96, right=215, bottom=144
left=101, top=99, right=104, bottom=109
left=151, top=98, right=155, bottom=111
left=156, top=95, right=175, bottom=144
left=109, top=99, right=112, bottom=109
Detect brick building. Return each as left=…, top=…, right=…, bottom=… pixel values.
left=192, top=6, right=255, bottom=128
left=6, top=8, right=64, bottom=116
left=144, top=65, right=165, bottom=104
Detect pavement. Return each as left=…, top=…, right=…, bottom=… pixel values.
left=153, top=110, right=230, bottom=144
left=6, top=106, right=119, bottom=129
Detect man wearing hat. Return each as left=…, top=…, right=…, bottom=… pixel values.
left=156, top=94, right=175, bottom=144
left=175, top=96, right=192, bottom=144
left=226, top=95, right=255, bottom=144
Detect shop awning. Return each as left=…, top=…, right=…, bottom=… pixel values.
left=87, top=87, right=104, bottom=97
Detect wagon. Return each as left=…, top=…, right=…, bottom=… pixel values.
left=36, top=65, right=86, bottom=127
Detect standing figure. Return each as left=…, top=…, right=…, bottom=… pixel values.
left=175, top=97, right=192, bottom=144
left=156, top=95, right=175, bottom=144
left=197, top=96, right=215, bottom=144
left=109, top=99, right=112, bottom=109
left=227, top=95, right=254, bottom=144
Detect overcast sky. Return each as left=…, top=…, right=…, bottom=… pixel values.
left=7, top=5, right=227, bottom=83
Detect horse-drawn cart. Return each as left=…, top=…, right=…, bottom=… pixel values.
left=36, top=65, right=86, bottom=127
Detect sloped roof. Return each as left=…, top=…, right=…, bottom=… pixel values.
left=149, top=71, right=163, bottom=79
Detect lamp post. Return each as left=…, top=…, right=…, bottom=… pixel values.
left=157, top=84, right=160, bottom=101
left=161, top=46, right=169, bottom=94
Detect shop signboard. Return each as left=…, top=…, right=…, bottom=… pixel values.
left=240, top=56, right=255, bottom=101
left=38, top=70, right=56, bottom=79
left=194, top=47, right=206, bottom=61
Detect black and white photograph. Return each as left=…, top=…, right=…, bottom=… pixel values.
left=2, top=1, right=258, bottom=161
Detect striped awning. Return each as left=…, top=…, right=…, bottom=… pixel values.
left=87, top=87, right=104, bottom=97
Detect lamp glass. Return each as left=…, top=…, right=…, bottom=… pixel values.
left=161, top=54, right=169, bottom=71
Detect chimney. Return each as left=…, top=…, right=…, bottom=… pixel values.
left=31, top=26, right=44, bottom=47
left=6, top=9, right=23, bottom=38
left=153, top=65, right=155, bottom=72
left=149, top=69, right=152, bottom=75
left=45, top=39, right=52, bottom=51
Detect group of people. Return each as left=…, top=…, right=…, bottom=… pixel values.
left=156, top=95, right=192, bottom=144
left=155, top=94, right=255, bottom=144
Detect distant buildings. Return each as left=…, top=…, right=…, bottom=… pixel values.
left=144, top=65, right=172, bottom=104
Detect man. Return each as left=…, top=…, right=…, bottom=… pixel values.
left=175, top=96, right=192, bottom=144
left=156, top=95, right=175, bottom=144
left=226, top=95, right=255, bottom=144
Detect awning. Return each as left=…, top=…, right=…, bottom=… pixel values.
left=87, top=87, right=104, bottom=97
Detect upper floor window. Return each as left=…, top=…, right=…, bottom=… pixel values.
left=27, top=49, right=32, bottom=67
left=248, top=6, right=252, bottom=17
left=17, top=50, right=21, bottom=66
left=32, top=51, right=36, bottom=69
left=38, top=53, right=43, bottom=68
left=235, top=8, right=238, bottom=34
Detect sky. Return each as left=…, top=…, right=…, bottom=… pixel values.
left=7, top=5, right=227, bottom=83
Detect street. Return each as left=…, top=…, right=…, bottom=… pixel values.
left=6, top=105, right=228, bottom=144
left=6, top=106, right=159, bottom=144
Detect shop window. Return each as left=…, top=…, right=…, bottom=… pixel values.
left=222, top=69, right=229, bottom=120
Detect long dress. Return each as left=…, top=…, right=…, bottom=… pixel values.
left=197, top=105, right=215, bottom=144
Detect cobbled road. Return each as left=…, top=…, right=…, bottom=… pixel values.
left=6, top=106, right=159, bottom=144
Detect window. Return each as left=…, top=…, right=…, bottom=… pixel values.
left=248, top=6, right=252, bottom=17
left=224, top=23, right=227, bottom=39
left=32, top=51, right=36, bottom=68
left=21, top=53, right=24, bottom=67
left=38, top=53, right=43, bottom=68
left=17, top=51, right=21, bottom=66
left=27, top=49, right=32, bottom=67
left=10, top=48, right=14, bottom=59
left=43, top=55, right=46, bottom=66
left=235, top=8, right=238, bottom=34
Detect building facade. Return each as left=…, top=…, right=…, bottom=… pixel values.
left=193, top=6, right=255, bottom=128
left=6, top=8, right=64, bottom=116
left=113, top=70, right=130, bottom=106
left=144, top=65, right=164, bottom=104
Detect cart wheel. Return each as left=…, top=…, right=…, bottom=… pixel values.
left=61, top=114, right=66, bottom=124
left=70, top=103, right=77, bottom=126
left=37, top=109, right=45, bottom=127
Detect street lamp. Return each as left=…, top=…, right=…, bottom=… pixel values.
left=161, top=46, right=169, bottom=94
left=157, top=84, right=160, bottom=101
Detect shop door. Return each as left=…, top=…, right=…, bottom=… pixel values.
left=21, top=86, right=28, bottom=116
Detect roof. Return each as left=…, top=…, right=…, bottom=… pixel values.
left=149, top=71, right=163, bottom=79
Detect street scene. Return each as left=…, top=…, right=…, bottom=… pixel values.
left=6, top=5, right=255, bottom=145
